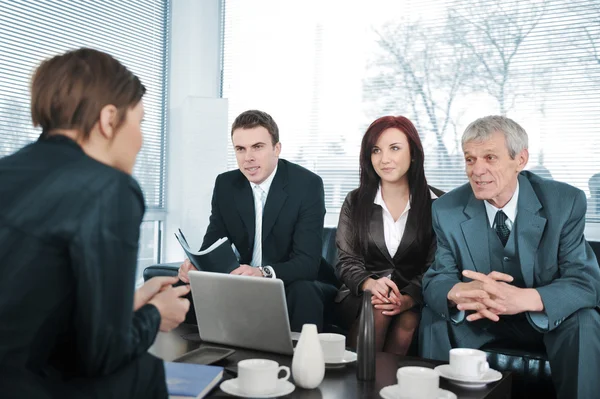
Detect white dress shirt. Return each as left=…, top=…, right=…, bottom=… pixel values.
left=484, top=181, right=520, bottom=231
left=250, top=166, right=277, bottom=277
left=374, top=187, right=440, bottom=259
left=374, top=186, right=411, bottom=258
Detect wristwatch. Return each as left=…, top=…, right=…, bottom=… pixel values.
left=258, top=266, right=273, bottom=278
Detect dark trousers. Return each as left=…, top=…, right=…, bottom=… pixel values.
left=0, top=353, right=167, bottom=399
left=419, top=306, right=600, bottom=399
left=285, top=280, right=337, bottom=332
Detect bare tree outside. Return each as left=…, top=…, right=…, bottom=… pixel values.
left=581, top=1, right=600, bottom=84
left=580, top=1, right=600, bottom=218
left=449, top=0, right=548, bottom=116
left=363, top=0, right=558, bottom=190
left=218, top=0, right=600, bottom=217
left=363, top=18, right=475, bottom=189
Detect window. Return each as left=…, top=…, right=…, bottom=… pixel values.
left=0, top=0, right=170, bottom=270
left=222, top=0, right=600, bottom=224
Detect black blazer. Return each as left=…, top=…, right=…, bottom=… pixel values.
left=335, top=186, right=444, bottom=304
left=201, top=159, right=326, bottom=284
left=0, top=136, right=160, bottom=383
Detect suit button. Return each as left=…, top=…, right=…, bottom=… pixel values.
left=555, top=320, right=560, bottom=326
left=503, top=257, right=510, bottom=262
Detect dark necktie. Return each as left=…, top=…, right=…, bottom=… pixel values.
left=494, top=210, right=510, bottom=246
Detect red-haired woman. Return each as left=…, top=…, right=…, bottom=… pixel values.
left=334, top=116, right=443, bottom=355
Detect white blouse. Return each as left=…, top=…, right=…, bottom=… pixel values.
left=374, top=186, right=411, bottom=257
left=374, top=186, right=438, bottom=257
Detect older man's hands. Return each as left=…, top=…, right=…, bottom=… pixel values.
left=447, top=270, right=543, bottom=322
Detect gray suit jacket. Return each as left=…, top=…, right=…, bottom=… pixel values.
left=422, top=171, right=600, bottom=333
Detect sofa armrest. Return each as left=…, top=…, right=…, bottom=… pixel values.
left=143, top=262, right=181, bottom=281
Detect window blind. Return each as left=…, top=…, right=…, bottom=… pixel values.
left=0, top=0, right=169, bottom=209
left=221, top=0, right=600, bottom=222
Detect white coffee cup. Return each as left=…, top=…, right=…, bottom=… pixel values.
left=449, top=348, right=489, bottom=379
left=318, top=333, right=346, bottom=362
left=396, top=366, right=440, bottom=399
left=237, top=359, right=290, bottom=396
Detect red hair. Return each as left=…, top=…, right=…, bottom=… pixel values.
left=351, top=116, right=432, bottom=254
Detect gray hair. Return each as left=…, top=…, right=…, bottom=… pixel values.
left=461, top=115, right=528, bottom=159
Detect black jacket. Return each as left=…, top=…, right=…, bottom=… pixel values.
left=335, top=186, right=444, bottom=304
left=201, top=159, right=326, bottom=284
left=0, top=136, right=160, bottom=388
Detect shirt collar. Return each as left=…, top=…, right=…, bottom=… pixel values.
left=374, top=184, right=412, bottom=216
left=374, top=185, right=385, bottom=206
left=252, top=165, right=278, bottom=195
left=484, top=180, right=519, bottom=228
left=373, top=186, right=438, bottom=206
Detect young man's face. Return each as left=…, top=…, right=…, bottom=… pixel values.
left=232, top=126, right=281, bottom=184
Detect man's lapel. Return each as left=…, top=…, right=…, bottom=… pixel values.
left=234, top=175, right=255, bottom=248
left=369, top=206, right=393, bottom=263
left=262, top=161, right=288, bottom=240
left=515, top=173, right=546, bottom=288
left=460, top=193, right=492, bottom=274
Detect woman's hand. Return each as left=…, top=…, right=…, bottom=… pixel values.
left=361, top=277, right=400, bottom=304
left=372, top=293, right=416, bottom=316
left=134, top=276, right=180, bottom=311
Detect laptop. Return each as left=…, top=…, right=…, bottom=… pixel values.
left=188, top=270, right=295, bottom=355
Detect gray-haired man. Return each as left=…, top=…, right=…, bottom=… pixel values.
left=420, top=115, right=600, bottom=398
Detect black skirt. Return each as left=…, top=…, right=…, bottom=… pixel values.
left=333, top=292, right=422, bottom=331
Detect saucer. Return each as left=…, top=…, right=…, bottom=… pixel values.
left=220, top=378, right=295, bottom=398
left=325, top=350, right=357, bottom=367
left=434, top=365, right=502, bottom=388
left=379, top=384, right=457, bottom=399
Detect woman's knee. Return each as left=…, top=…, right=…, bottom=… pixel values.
left=396, top=310, right=420, bottom=332
left=373, top=307, right=393, bottom=328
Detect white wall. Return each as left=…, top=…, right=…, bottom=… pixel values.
left=164, top=0, right=228, bottom=262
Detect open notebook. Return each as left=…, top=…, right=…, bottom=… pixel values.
left=174, top=229, right=238, bottom=273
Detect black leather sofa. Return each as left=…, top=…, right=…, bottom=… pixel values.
left=144, top=227, right=600, bottom=398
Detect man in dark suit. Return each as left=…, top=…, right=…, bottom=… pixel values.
left=419, top=115, right=600, bottom=399
left=179, top=110, right=336, bottom=331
